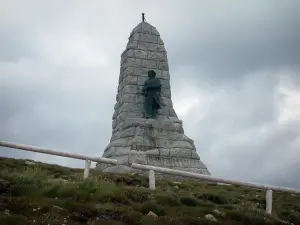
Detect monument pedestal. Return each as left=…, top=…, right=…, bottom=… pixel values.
left=96, top=118, right=210, bottom=177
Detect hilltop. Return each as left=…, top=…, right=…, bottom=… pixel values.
left=0, top=157, right=299, bottom=225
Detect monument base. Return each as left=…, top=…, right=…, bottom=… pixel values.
left=95, top=118, right=210, bottom=179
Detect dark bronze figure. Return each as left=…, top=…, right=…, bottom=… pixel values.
left=143, top=70, right=161, bottom=119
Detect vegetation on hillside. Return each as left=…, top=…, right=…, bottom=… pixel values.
left=0, top=157, right=299, bottom=225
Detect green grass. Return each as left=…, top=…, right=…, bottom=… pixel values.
left=0, top=157, right=299, bottom=225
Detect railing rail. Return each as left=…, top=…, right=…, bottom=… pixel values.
left=131, top=163, right=300, bottom=194
left=0, top=141, right=118, bottom=180
left=1, top=140, right=300, bottom=216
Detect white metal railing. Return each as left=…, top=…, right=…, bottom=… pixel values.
left=130, top=163, right=300, bottom=216
left=1, top=140, right=300, bottom=216
left=0, top=141, right=118, bottom=179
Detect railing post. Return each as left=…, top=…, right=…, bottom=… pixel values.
left=84, top=159, right=91, bottom=179
left=266, top=189, right=273, bottom=215
left=149, top=169, right=156, bottom=190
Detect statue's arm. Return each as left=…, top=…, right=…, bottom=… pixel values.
left=142, top=81, right=148, bottom=95
left=147, top=79, right=161, bottom=88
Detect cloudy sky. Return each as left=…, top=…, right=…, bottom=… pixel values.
left=1, top=0, right=300, bottom=188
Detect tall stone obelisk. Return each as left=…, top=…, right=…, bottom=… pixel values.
left=96, top=16, right=210, bottom=176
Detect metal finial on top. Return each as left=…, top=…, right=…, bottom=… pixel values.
left=142, top=13, right=145, bottom=22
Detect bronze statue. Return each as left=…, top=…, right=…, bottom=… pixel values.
left=143, top=70, right=161, bottom=119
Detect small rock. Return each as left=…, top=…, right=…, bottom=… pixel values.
left=173, top=181, right=181, bottom=185
left=174, top=185, right=179, bottom=189
left=147, top=211, right=158, bottom=218
left=53, top=205, right=64, bottom=211
left=217, top=182, right=231, bottom=186
left=205, top=214, right=217, bottom=222
left=213, top=209, right=225, bottom=217
left=25, top=161, right=35, bottom=165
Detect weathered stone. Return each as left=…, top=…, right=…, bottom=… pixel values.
left=205, top=214, right=217, bottom=222
left=158, top=36, right=164, bottom=45
left=96, top=21, right=210, bottom=177
left=160, top=80, right=170, bottom=89
left=134, top=49, right=148, bottom=59
left=126, top=40, right=138, bottom=49
left=148, top=51, right=166, bottom=61
left=129, top=33, right=140, bottom=41
left=124, top=58, right=142, bottom=68
left=157, top=61, right=169, bottom=70
left=147, top=211, right=158, bottom=218
left=140, top=33, right=158, bottom=43
left=142, top=59, right=157, bottom=69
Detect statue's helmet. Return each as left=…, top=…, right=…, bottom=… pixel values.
left=148, top=70, right=156, bottom=78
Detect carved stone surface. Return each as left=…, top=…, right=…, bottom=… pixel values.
left=95, top=21, right=210, bottom=177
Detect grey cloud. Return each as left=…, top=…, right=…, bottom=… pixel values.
left=164, top=1, right=300, bottom=85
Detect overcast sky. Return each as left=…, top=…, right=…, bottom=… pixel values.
left=1, top=0, right=300, bottom=188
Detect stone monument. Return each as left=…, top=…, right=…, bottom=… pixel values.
left=96, top=15, right=210, bottom=176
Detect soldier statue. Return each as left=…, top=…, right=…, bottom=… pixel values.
left=142, top=70, right=161, bottom=119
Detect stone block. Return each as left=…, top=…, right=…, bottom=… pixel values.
left=122, top=94, right=136, bottom=103
left=136, top=95, right=145, bottom=104
left=138, top=76, right=148, bottom=86
left=148, top=51, right=166, bottom=61
left=142, top=59, right=157, bottom=69
left=146, top=149, right=160, bottom=155
left=191, top=151, right=200, bottom=160
left=159, top=148, right=170, bottom=156
left=124, top=58, right=142, bottom=68
left=123, top=75, right=138, bottom=85
left=129, top=151, right=148, bottom=164
left=162, top=71, right=170, bottom=80
left=157, top=106, right=169, bottom=115
left=126, top=40, right=138, bottom=49
left=112, top=109, right=118, bottom=119
left=171, top=140, right=194, bottom=149
left=121, top=48, right=134, bottom=57
left=110, top=131, right=122, bottom=142
left=138, top=42, right=158, bottom=52
left=161, top=97, right=173, bottom=107
left=134, top=49, right=148, bottom=59
left=157, top=44, right=166, bottom=52
left=134, top=67, right=149, bottom=77
left=129, top=33, right=140, bottom=41
left=109, top=138, right=130, bottom=147
left=122, top=67, right=134, bottom=79
left=158, top=36, right=164, bottom=45
left=160, top=80, right=171, bottom=89
left=141, top=22, right=152, bottom=34
left=140, top=33, right=158, bottom=43
left=123, top=85, right=140, bottom=94
left=169, top=148, right=192, bottom=158
left=120, top=127, right=136, bottom=138
left=157, top=61, right=169, bottom=70
left=169, top=108, right=177, bottom=117
left=161, top=88, right=171, bottom=98
left=151, top=27, right=159, bottom=35
left=112, top=118, right=117, bottom=129
left=135, top=126, right=145, bottom=136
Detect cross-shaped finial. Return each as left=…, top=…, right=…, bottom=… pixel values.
left=142, top=13, right=145, bottom=22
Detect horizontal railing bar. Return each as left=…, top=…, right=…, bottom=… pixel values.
left=131, top=163, right=300, bottom=195
left=0, top=141, right=118, bottom=165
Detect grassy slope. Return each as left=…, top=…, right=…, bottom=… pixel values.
left=0, top=157, right=299, bottom=225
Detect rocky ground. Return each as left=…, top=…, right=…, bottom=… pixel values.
left=0, top=157, right=299, bottom=225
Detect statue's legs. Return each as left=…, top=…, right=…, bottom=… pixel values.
left=151, top=101, right=159, bottom=119
left=145, top=99, right=153, bottom=119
